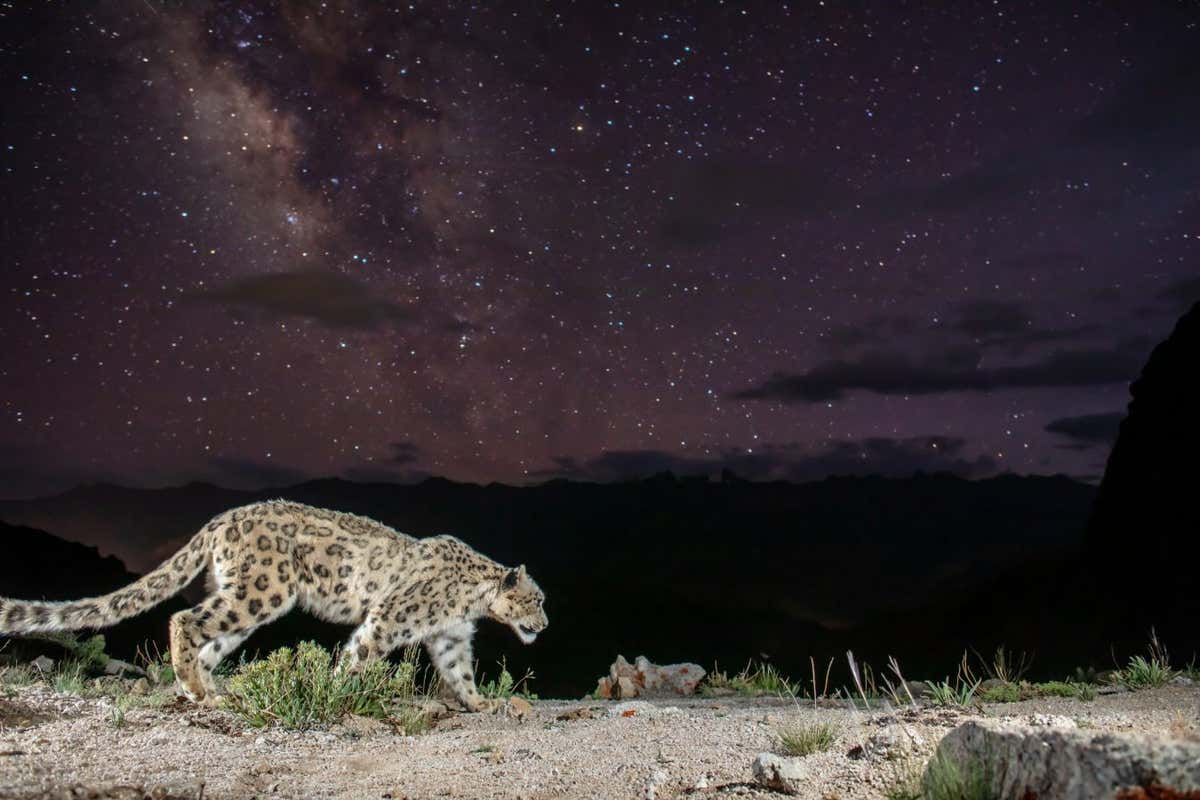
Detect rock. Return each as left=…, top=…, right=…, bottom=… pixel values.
left=643, top=769, right=668, bottom=800
left=752, top=752, right=806, bottom=795
left=1023, top=714, right=1077, bottom=729
left=504, top=696, right=533, bottom=721
left=863, top=725, right=923, bottom=761
left=979, top=678, right=1008, bottom=691
left=606, top=700, right=680, bottom=719
left=930, top=718, right=1200, bottom=799
left=129, top=678, right=151, bottom=695
left=30, top=655, right=54, bottom=673
left=103, top=658, right=145, bottom=677
left=903, top=680, right=930, bottom=700
left=556, top=707, right=598, bottom=722
left=1171, top=675, right=1195, bottom=687
left=597, top=655, right=706, bottom=698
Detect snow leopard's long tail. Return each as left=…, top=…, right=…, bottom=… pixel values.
left=0, top=528, right=211, bottom=634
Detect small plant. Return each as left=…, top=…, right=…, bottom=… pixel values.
left=135, top=640, right=175, bottom=686
left=921, top=750, right=996, bottom=800
left=924, top=677, right=981, bottom=707
left=1183, top=659, right=1200, bottom=682
left=777, top=721, right=836, bottom=756
left=226, top=641, right=431, bottom=732
left=477, top=656, right=537, bottom=700
left=108, top=695, right=131, bottom=728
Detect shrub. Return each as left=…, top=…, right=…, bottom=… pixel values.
left=226, top=641, right=430, bottom=732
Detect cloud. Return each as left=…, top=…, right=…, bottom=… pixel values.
left=385, top=441, right=422, bottom=465
left=0, top=443, right=116, bottom=500
left=733, top=345, right=1143, bottom=404
left=532, top=436, right=996, bottom=483
left=954, top=300, right=1030, bottom=338
left=1044, top=412, right=1125, bottom=449
left=187, top=269, right=414, bottom=329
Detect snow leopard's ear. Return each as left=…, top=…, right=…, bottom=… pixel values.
left=503, top=567, right=521, bottom=589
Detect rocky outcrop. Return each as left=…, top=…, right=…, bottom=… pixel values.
left=931, top=718, right=1200, bottom=799
left=1087, top=301, right=1200, bottom=643
left=594, top=655, right=706, bottom=698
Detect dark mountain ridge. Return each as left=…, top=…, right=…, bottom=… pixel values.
left=1, top=471, right=1103, bottom=696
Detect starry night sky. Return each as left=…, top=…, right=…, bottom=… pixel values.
left=2, top=1, right=1198, bottom=499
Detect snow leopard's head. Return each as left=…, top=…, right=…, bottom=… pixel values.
left=488, top=565, right=548, bottom=644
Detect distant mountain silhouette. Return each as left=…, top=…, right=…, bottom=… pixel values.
left=1086, top=300, right=1200, bottom=649
left=0, top=520, right=186, bottom=660
left=1, top=472, right=1101, bottom=695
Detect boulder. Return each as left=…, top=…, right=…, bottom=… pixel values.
left=752, top=752, right=806, bottom=795
left=931, top=718, right=1200, bottom=799
left=594, top=655, right=706, bottom=698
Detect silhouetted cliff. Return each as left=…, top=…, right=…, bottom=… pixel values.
left=1086, top=301, right=1200, bottom=646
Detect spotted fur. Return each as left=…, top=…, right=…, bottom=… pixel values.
left=0, top=500, right=548, bottom=709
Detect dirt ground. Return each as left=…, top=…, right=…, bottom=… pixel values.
left=0, top=683, right=1197, bottom=799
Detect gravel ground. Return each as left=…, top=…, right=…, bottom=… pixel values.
left=0, top=684, right=1197, bottom=799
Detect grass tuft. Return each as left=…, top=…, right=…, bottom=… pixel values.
left=979, top=680, right=1096, bottom=703
left=924, top=677, right=981, bottom=707
left=51, top=659, right=88, bottom=695
left=702, top=660, right=796, bottom=697
left=777, top=721, right=836, bottom=756
left=226, top=641, right=431, bottom=732
left=921, top=750, right=996, bottom=800
left=1115, top=632, right=1177, bottom=690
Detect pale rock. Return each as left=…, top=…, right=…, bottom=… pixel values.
left=596, top=654, right=706, bottom=698
left=931, top=718, right=1200, bottom=799
left=752, top=752, right=806, bottom=795
left=643, top=769, right=668, bottom=800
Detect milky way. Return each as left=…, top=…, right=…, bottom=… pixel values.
left=2, top=1, right=1198, bottom=497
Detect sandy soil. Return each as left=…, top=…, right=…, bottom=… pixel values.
left=0, top=684, right=1197, bottom=799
